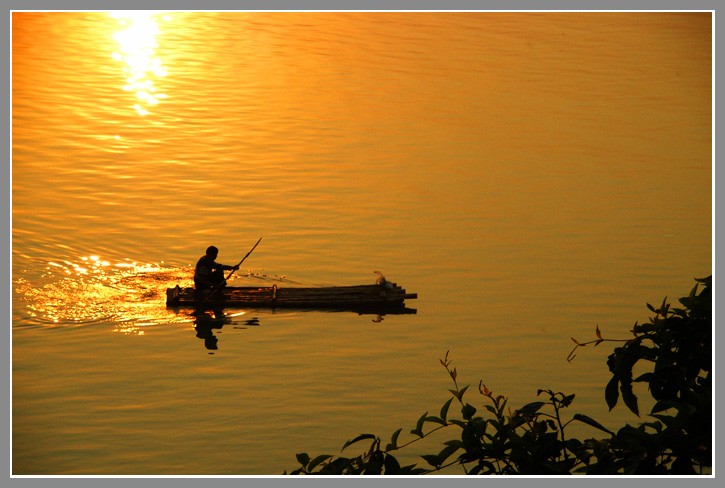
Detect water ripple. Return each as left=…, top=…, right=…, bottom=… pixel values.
left=13, top=256, right=193, bottom=331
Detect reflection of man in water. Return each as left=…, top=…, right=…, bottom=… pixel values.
left=195, top=323, right=219, bottom=351
left=193, top=313, right=260, bottom=352
left=194, top=309, right=226, bottom=352
left=194, top=246, right=239, bottom=291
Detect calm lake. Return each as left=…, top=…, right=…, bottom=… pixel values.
left=11, top=11, right=712, bottom=475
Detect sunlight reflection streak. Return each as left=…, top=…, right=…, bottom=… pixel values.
left=109, top=11, right=169, bottom=116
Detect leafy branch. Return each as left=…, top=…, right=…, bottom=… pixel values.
left=567, top=325, right=637, bottom=362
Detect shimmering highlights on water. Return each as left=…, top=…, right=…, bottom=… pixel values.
left=14, top=256, right=192, bottom=330
left=109, top=11, right=170, bottom=115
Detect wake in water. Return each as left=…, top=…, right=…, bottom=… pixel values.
left=13, top=256, right=194, bottom=330
left=13, top=253, right=317, bottom=333
left=13, top=256, right=291, bottom=333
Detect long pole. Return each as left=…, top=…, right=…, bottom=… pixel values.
left=193, top=237, right=263, bottom=314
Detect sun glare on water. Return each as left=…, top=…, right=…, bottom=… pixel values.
left=15, top=256, right=194, bottom=333
left=110, top=11, right=171, bottom=116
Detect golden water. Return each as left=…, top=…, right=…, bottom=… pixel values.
left=12, top=12, right=711, bottom=475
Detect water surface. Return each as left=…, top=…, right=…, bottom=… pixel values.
left=12, top=12, right=712, bottom=475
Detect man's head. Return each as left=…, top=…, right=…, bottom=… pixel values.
left=206, top=246, right=219, bottom=259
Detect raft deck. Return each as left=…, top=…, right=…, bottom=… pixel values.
left=166, top=283, right=417, bottom=313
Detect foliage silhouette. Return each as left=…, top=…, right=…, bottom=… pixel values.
left=286, top=276, right=711, bottom=475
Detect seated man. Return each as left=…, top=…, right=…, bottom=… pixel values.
left=194, top=246, right=239, bottom=291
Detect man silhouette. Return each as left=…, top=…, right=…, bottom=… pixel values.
left=193, top=246, right=239, bottom=291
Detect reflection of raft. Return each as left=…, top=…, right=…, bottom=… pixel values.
left=166, top=283, right=418, bottom=313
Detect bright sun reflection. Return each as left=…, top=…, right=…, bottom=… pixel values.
left=16, top=255, right=194, bottom=334
left=110, top=11, right=170, bottom=116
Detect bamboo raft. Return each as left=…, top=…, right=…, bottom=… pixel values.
left=166, top=282, right=418, bottom=314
